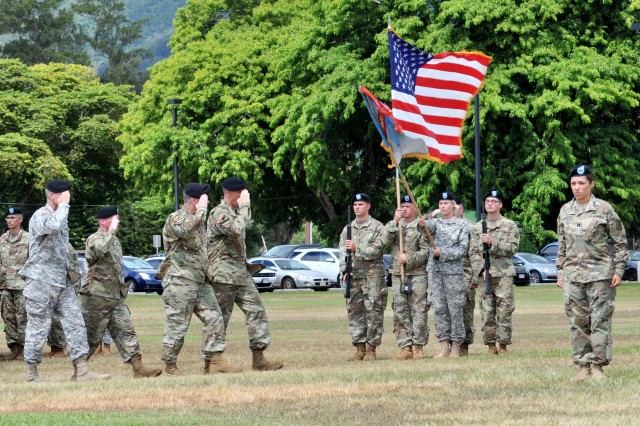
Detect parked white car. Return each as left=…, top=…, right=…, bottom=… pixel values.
left=247, top=257, right=331, bottom=291
left=289, top=248, right=341, bottom=287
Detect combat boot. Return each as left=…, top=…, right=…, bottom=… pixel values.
left=570, top=364, right=591, bottom=382
left=205, top=352, right=242, bottom=374
left=450, top=341, right=461, bottom=358
left=252, top=349, right=284, bottom=371
left=498, top=343, right=508, bottom=354
left=348, top=343, right=366, bottom=361
left=130, top=354, right=162, bottom=378
left=26, top=362, right=42, bottom=383
left=164, top=362, right=184, bottom=376
left=591, top=364, right=606, bottom=381
left=459, top=343, right=469, bottom=357
left=412, top=345, right=425, bottom=360
left=45, top=347, right=66, bottom=358
left=394, top=346, right=414, bottom=360
left=434, top=340, right=451, bottom=358
left=75, top=356, right=111, bottom=382
left=0, top=344, right=20, bottom=361
left=363, top=343, right=377, bottom=361
left=16, top=344, right=24, bottom=361
left=487, top=343, right=498, bottom=355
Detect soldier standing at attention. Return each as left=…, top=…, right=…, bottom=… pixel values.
left=557, top=165, right=627, bottom=381
left=80, top=206, right=162, bottom=378
left=339, top=193, right=387, bottom=361
left=469, top=190, right=519, bottom=355
left=0, top=207, right=29, bottom=361
left=207, top=177, right=283, bottom=371
left=381, top=195, right=430, bottom=360
left=19, top=179, right=110, bottom=383
left=423, top=192, right=470, bottom=358
left=161, top=182, right=241, bottom=376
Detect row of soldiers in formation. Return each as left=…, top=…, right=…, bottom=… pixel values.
left=0, top=177, right=282, bottom=382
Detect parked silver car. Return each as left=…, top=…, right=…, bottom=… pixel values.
left=624, top=250, right=640, bottom=281
left=513, top=252, right=558, bottom=283
left=247, top=257, right=331, bottom=291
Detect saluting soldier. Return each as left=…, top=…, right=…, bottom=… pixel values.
left=80, top=206, right=162, bottom=379
left=557, top=165, right=628, bottom=381
left=0, top=207, right=29, bottom=361
left=339, top=193, right=387, bottom=361
left=207, top=177, right=283, bottom=371
left=381, top=195, right=430, bottom=360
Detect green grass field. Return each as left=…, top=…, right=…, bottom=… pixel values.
left=1, top=284, right=639, bottom=425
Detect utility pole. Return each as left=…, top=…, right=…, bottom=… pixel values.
left=167, top=99, right=182, bottom=210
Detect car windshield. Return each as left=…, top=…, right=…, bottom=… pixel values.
left=275, top=259, right=309, bottom=270
left=264, top=246, right=294, bottom=257
left=331, top=250, right=340, bottom=259
left=518, top=253, right=553, bottom=264
left=124, top=257, right=154, bottom=270
left=629, top=251, right=640, bottom=261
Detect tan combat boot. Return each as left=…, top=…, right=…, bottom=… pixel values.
left=487, top=343, right=498, bottom=355
left=75, top=356, right=111, bottom=382
left=0, top=344, right=20, bottom=361
left=394, top=346, right=414, bottom=360
left=591, top=364, right=606, bottom=380
left=363, top=343, right=377, bottom=361
left=205, top=352, right=242, bottom=374
left=434, top=340, right=451, bottom=358
left=459, top=343, right=469, bottom=357
left=130, top=354, right=162, bottom=378
left=252, top=349, right=284, bottom=371
left=164, top=362, right=184, bottom=376
left=498, top=343, right=508, bottom=354
left=26, top=362, right=42, bottom=383
left=450, top=341, right=461, bottom=358
left=570, top=364, right=591, bottom=382
left=348, top=343, right=366, bottom=361
left=412, top=345, right=425, bottom=360
left=45, top=347, right=66, bottom=358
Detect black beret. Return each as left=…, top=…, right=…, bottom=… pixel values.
left=184, top=182, right=212, bottom=198
left=7, top=207, right=23, bottom=215
left=221, top=177, right=246, bottom=191
left=400, top=194, right=411, bottom=204
left=484, top=190, right=504, bottom=202
left=96, top=206, right=118, bottom=219
left=46, top=179, right=72, bottom=193
left=452, top=194, right=463, bottom=204
left=569, top=165, right=593, bottom=179
left=437, top=191, right=455, bottom=202
left=352, top=193, right=371, bottom=203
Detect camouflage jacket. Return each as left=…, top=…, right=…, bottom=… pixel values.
left=557, top=195, right=628, bottom=283
left=0, top=229, right=29, bottom=290
left=462, top=218, right=476, bottom=285
left=206, top=201, right=252, bottom=285
left=81, top=230, right=126, bottom=299
left=381, top=219, right=429, bottom=276
left=339, top=216, right=385, bottom=279
left=162, top=206, right=208, bottom=284
left=424, top=217, right=469, bottom=275
left=19, top=204, right=71, bottom=287
left=470, top=216, right=519, bottom=278
left=67, top=244, right=84, bottom=294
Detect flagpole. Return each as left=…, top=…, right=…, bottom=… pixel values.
left=394, top=166, right=409, bottom=294
left=395, top=168, right=436, bottom=249
left=474, top=94, right=481, bottom=222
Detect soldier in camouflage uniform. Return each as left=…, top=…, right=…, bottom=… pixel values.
left=18, top=179, right=110, bottom=383
left=339, top=193, right=387, bottom=361
left=423, top=192, right=470, bottom=358
left=0, top=207, right=29, bottom=361
left=207, top=177, right=283, bottom=371
left=557, top=165, right=628, bottom=381
left=161, top=182, right=241, bottom=376
left=79, top=206, right=162, bottom=378
left=381, top=195, right=430, bottom=360
left=469, top=190, right=520, bottom=355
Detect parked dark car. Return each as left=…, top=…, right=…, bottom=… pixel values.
left=263, top=244, right=324, bottom=258
left=513, top=259, right=530, bottom=286
left=537, top=241, right=559, bottom=262
left=123, top=256, right=163, bottom=295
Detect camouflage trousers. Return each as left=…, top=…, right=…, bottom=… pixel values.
left=428, top=271, right=466, bottom=343
left=211, top=280, right=271, bottom=350
left=80, top=294, right=141, bottom=363
left=480, top=276, right=515, bottom=345
left=391, top=274, right=429, bottom=348
left=23, top=279, right=89, bottom=363
left=563, top=279, right=615, bottom=366
left=48, top=315, right=66, bottom=349
left=1, top=289, right=27, bottom=346
left=161, top=278, right=227, bottom=363
left=463, top=285, right=477, bottom=345
left=346, top=276, right=387, bottom=347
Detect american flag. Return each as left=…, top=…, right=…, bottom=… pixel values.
left=389, top=30, right=492, bottom=163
